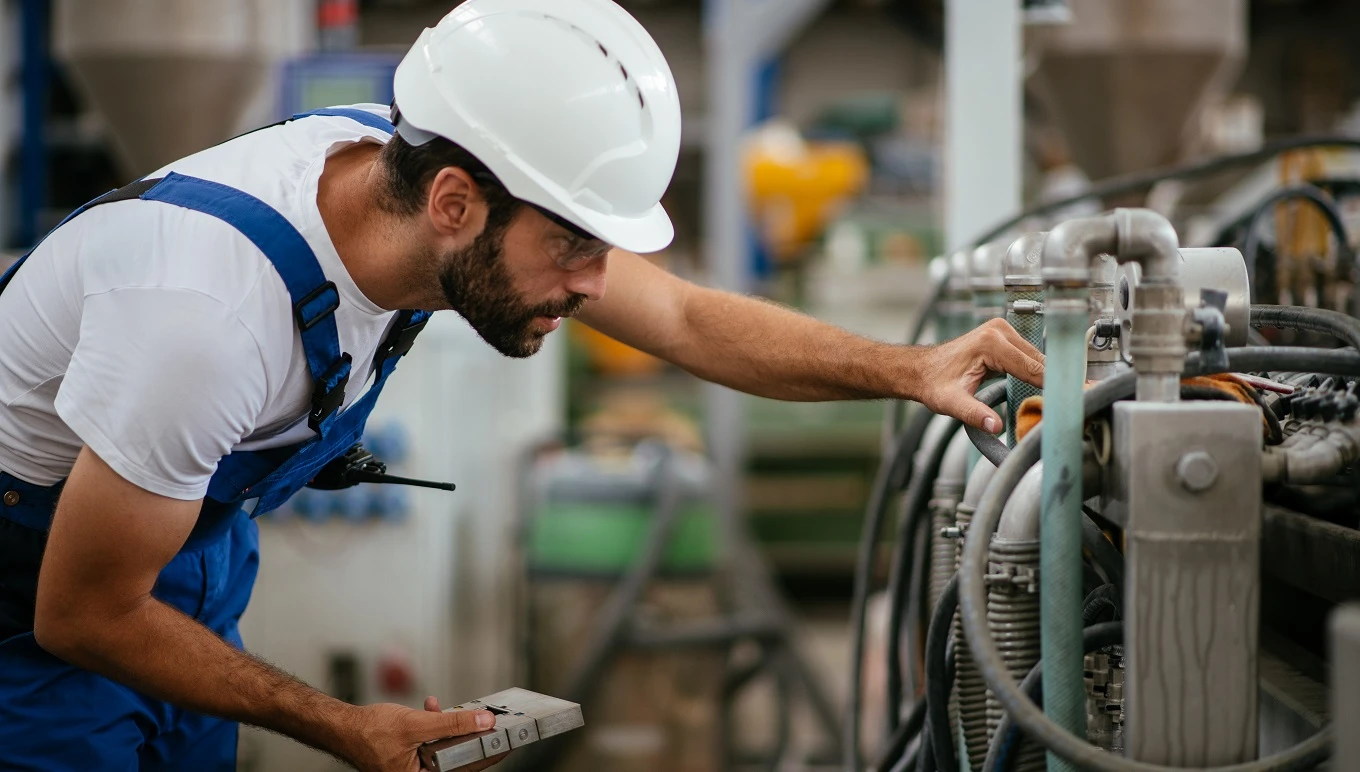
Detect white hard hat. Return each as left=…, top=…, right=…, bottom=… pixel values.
left=392, top=0, right=682, bottom=254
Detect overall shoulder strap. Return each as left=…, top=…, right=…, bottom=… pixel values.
left=139, top=173, right=352, bottom=433
left=294, top=107, right=395, bottom=135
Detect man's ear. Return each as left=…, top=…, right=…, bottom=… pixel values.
left=427, top=167, right=479, bottom=236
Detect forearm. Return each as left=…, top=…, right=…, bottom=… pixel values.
left=672, top=287, right=923, bottom=402
left=40, top=596, right=361, bottom=761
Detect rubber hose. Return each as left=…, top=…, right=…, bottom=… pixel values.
left=1080, top=510, right=1125, bottom=589
left=968, top=381, right=1011, bottom=467
left=1240, top=185, right=1355, bottom=296
left=1251, top=303, right=1360, bottom=351
left=848, top=407, right=942, bottom=770
left=956, top=346, right=1360, bottom=772
left=884, top=421, right=963, bottom=737
left=926, top=575, right=960, bottom=772
left=1082, top=583, right=1121, bottom=625
left=874, top=697, right=928, bottom=772
left=916, top=721, right=936, bottom=772
left=983, top=622, right=1126, bottom=772
left=970, top=135, right=1360, bottom=248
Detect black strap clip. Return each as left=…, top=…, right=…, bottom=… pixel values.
left=376, top=312, right=430, bottom=368
left=309, top=353, right=352, bottom=432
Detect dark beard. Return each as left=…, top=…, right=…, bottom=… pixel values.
left=438, top=225, right=587, bottom=358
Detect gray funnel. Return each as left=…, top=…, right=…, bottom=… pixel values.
left=54, top=0, right=308, bottom=179
left=1026, top=0, right=1246, bottom=181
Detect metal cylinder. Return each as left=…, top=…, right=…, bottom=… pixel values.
left=1116, top=247, right=1251, bottom=348
left=986, top=538, right=1045, bottom=772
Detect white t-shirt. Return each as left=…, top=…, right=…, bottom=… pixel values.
left=0, top=105, right=403, bottom=500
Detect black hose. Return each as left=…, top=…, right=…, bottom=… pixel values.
left=884, top=420, right=962, bottom=734
left=983, top=622, right=1125, bottom=772
left=1243, top=382, right=1286, bottom=446
left=872, top=696, right=928, bottom=772
left=1181, top=385, right=1242, bottom=402
left=1240, top=184, right=1356, bottom=295
left=966, top=381, right=1011, bottom=467
left=1082, top=583, right=1122, bottom=625
left=925, top=574, right=959, bottom=772
left=915, top=720, right=935, bottom=772
left=970, top=135, right=1360, bottom=247
left=1251, top=303, right=1360, bottom=351
left=847, top=407, right=940, bottom=770
left=1080, top=509, right=1125, bottom=589
left=956, top=347, right=1360, bottom=772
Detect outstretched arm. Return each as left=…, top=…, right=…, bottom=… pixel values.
left=576, top=250, right=1043, bottom=432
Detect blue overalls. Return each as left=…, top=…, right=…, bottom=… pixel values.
left=0, top=108, right=430, bottom=770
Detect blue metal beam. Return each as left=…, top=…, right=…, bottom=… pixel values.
left=18, top=0, right=48, bottom=248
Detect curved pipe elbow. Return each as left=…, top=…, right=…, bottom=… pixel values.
left=1004, top=232, right=1046, bottom=289
left=971, top=239, right=1008, bottom=294
left=1114, top=208, right=1181, bottom=284
left=1040, top=209, right=1182, bottom=287
left=998, top=463, right=1044, bottom=540
left=1042, top=216, right=1117, bottom=287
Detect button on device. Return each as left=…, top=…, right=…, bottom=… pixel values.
left=3, top=491, right=19, bottom=507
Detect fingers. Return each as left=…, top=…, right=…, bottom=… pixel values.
left=979, top=321, right=1044, bottom=389
left=438, top=709, right=496, bottom=737
left=938, top=391, right=1004, bottom=434
left=425, top=696, right=442, bottom=713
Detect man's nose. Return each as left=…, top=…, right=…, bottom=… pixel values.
left=563, top=256, right=608, bottom=303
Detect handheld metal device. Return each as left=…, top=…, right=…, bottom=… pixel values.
left=418, top=688, right=584, bottom=771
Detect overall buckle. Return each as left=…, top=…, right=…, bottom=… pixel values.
left=309, top=353, right=352, bottom=431
left=295, top=282, right=340, bottom=331
left=377, top=314, right=430, bottom=367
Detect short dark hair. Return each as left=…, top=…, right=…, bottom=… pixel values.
left=378, top=131, right=522, bottom=229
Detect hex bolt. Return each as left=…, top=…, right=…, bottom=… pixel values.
left=1176, top=451, right=1219, bottom=493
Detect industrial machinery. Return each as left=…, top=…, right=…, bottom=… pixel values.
left=846, top=145, right=1360, bottom=771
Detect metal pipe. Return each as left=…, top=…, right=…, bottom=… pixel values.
left=929, top=430, right=973, bottom=611
left=1037, top=209, right=1187, bottom=771
left=943, top=248, right=975, bottom=341
left=998, top=464, right=1044, bottom=541
left=972, top=239, right=1009, bottom=325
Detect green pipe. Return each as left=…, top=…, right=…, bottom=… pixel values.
left=1038, top=289, right=1087, bottom=772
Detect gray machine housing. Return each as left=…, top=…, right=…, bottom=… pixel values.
left=419, top=688, right=585, bottom=771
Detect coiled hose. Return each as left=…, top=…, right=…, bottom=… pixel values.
left=970, top=135, right=1360, bottom=248
left=1251, top=303, right=1360, bottom=351
left=847, top=406, right=946, bottom=770
left=956, top=346, right=1360, bottom=772
left=1239, top=184, right=1357, bottom=298
left=883, top=420, right=963, bottom=737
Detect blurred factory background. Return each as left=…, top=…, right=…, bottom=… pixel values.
left=4, top=1, right=1360, bottom=771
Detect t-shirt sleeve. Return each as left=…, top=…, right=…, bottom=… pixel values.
left=55, top=286, right=269, bottom=500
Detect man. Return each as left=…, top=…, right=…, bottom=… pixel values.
left=0, top=1, right=1042, bottom=770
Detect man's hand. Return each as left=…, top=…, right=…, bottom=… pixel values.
left=344, top=699, right=505, bottom=772
left=908, top=318, right=1045, bottom=432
